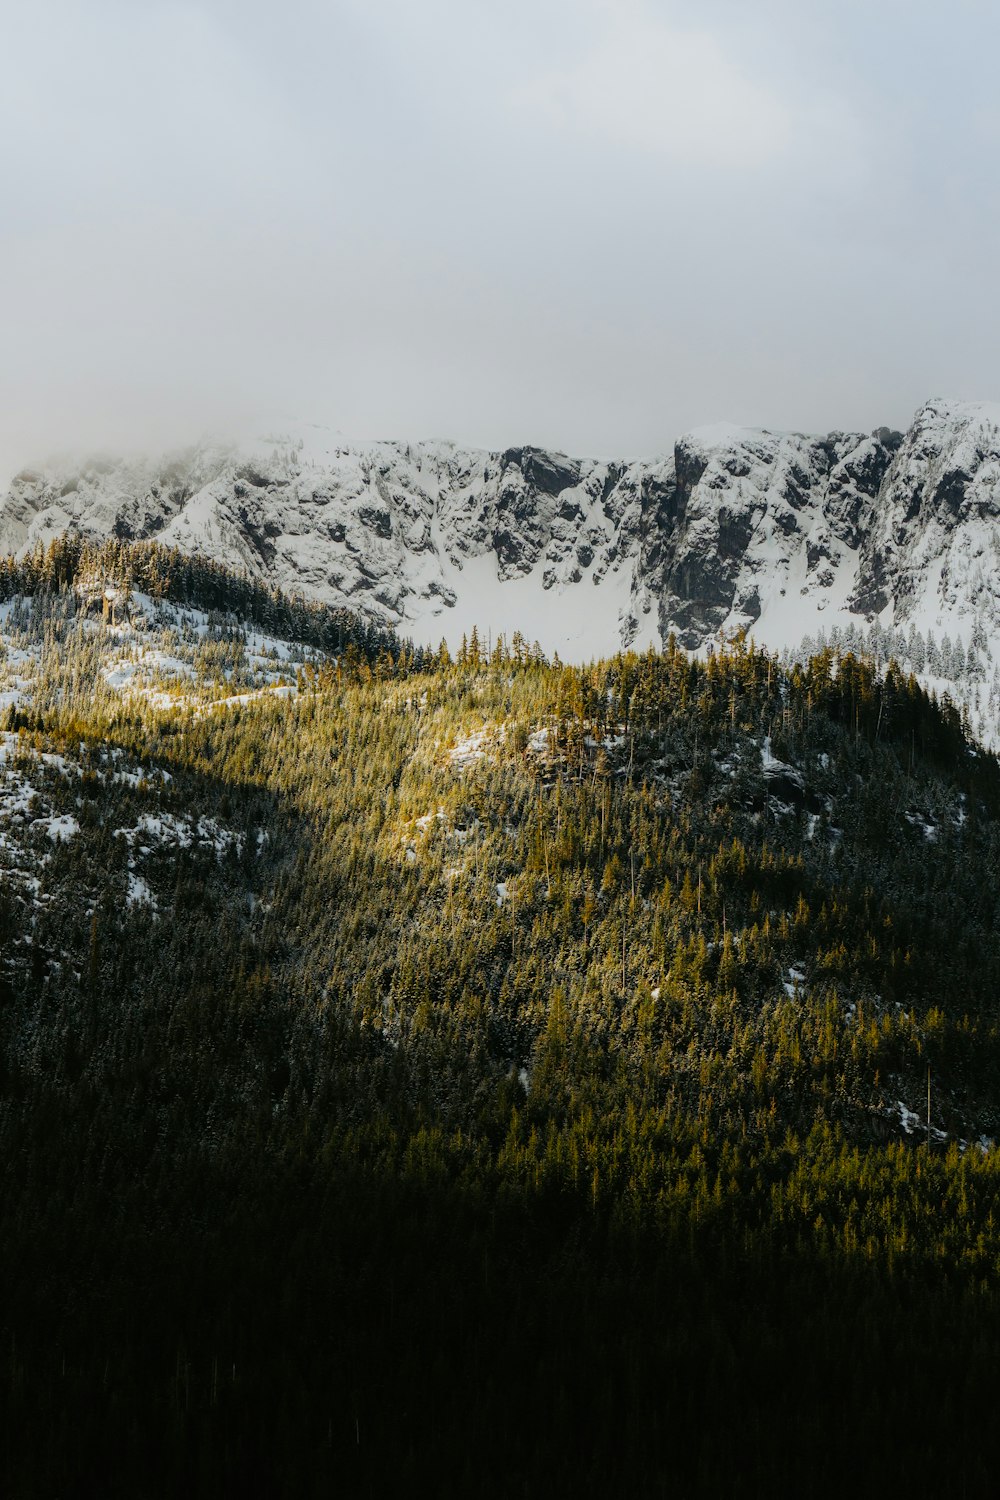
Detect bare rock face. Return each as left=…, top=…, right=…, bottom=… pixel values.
left=3, top=400, right=1000, bottom=668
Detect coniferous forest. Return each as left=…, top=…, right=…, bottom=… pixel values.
left=3, top=541, right=1000, bottom=1495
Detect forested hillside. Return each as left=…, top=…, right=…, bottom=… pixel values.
left=3, top=541, right=1000, bottom=1496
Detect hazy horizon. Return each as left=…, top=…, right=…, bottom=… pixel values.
left=4, top=0, right=999, bottom=481
left=0, top=395, right=979, bottom=489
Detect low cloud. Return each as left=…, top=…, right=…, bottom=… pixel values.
left=0, top=0, right=996, bottom=480
left=512, top=4, right=792, bottom=169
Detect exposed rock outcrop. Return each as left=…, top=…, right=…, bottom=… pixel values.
left=4, top=399, right=1000, bottom=668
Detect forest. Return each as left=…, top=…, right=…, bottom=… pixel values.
left=2, top=539, right=1000, bottom=1496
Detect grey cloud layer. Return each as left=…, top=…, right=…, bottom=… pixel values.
left=2, top=0, right=998, bottom=481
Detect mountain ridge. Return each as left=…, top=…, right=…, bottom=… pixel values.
left=4, top=397, right=1000, bottom=682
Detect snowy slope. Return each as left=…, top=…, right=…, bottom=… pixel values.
left=5, top=400, right=1000, bottom=707
left=854, top=399, right=1000, bottom=636
left=656, top=422, right=897, bottom=649
left=0, top=430, right=661, bottom=658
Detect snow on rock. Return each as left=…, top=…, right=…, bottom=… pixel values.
left=853, top=399, right=1000, bottom=633
left=447, top=727, right=492, bottom=769
left=127, top=872, right=155, bottom=907
left=904, top=810, right=939, bottom=842
left=0, top=431, right=657, bottom=658
left=46, top=814, right=79, bottom=843
left=413, top=809, right=448, bottom=835
left=658, top=423, right=895, bottom=651
left=896, top=1099, right=948, bottom=1143
left=8, top=400, right=1000, bottom=737
left=0, top=420, right=880, bottom=660
left=114, top=812, right=240, bottom=858
left=782, top=965, right=806, bottom=997
left=526, top=726, right=560, bottom=759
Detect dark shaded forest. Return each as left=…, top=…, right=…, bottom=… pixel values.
left=2, top=543, right=1000, bottom=1496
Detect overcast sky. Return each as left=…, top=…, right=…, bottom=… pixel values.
left=2, top=0, right=999, bottom=476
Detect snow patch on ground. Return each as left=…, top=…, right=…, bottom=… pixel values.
left=896, top=1099, right=947, bottom=1143
left=782, top=965, right=806, bottom=997
left=115, top=812, right=240, bottom=857
left=46, top=813, right=79, bottom=842
left=127, top=872, right=155, bottom=907
left=448, top=727, right=492, bottom=769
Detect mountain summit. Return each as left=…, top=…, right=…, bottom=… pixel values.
left=4, top=398, right=1000, bottom=677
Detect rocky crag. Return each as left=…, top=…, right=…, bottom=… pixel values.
left=4, top=399, right=1000, bottom=700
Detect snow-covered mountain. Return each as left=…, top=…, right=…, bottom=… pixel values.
left=4, top=398, right=1000, bottom=689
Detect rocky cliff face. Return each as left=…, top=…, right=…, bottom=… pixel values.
left=645, top=423, right=900, bottom=648
left=852, top=400, right=1000, bottom=629
left=3, top=399, right=1000, bottom=672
